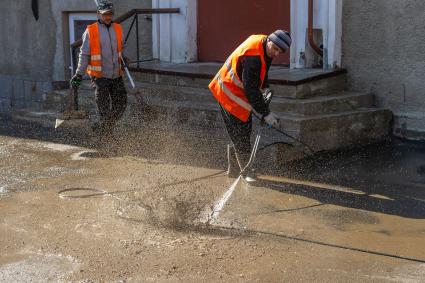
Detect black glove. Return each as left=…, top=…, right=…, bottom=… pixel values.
left=263, top=112, right=279, bottom=127
left=124, top=56, right=130, bottom=66
left=262, top=88, right=273, bottom=107
left=70, top=74, right=82, bottom=88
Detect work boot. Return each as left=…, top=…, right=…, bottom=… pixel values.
left=242, top=168, right=257, bottom=183
left=236, top=152, right=257, bottom=183
left=226, top=144, right=240, bottom=178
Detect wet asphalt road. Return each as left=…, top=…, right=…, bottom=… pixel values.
left=1, top=116, right=425, bottom=282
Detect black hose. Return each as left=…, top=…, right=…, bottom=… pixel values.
left=258, top=141, right=293, bottom=152
left=253, top=112, right=315, bottom=156
left=211, top=225, right=425, bottom=264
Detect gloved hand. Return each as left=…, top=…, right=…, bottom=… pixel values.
left=262, top=88, right=273, bottom=106
left=120, top=56, right=130, bottom=68
left=263, top=112, right=279, bottom=127
left=124, top=56, right=130, bottom=66
left=70, top=74, right=82, bottom=88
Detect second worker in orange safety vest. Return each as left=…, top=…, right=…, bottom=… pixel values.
left=70, top=1, right=128, bottom=147
left=209, top=30, right=292, bottom=180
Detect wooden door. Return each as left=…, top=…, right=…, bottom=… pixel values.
left=198, top=0, right=291, bottom=65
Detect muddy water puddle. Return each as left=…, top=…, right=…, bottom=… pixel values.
left=0, top=253, right=80, bottom=283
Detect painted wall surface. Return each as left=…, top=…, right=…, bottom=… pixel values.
left=0, top=0, right=56, bottom=82
left=342, top=0, right=425, bottom=139
left=0, top=0, right=151, bottom=113
left=0, top=0, right=56, bottom=111
left=197, top=0, right=290, bottom=64
left=152, top=0, right=197, bottom=63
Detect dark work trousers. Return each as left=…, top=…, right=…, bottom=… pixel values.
left=92, top=76, right=127, bottom=137
left=220, top=105, right=252, bottom=156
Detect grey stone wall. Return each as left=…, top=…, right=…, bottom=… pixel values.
left=0, top=0, right=151, bottom=113
left=342, top=0, right=425, bottom=140
left=0, top=0, right=56, bottom=111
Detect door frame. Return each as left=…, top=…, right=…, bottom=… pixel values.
left=68, top=12, right=98, bottom=72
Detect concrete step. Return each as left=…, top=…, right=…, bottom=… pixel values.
left=271, top=72, right=347, bottom=99
left=37, top=78, right=392, bottom=161
left=132, top=82, right=216, bottom=104
left=130, top=83, right=373, bottom=116
left=135, top=88, right=392, bottom=151
left=9, top=99, right=392, bottom=165
left=131, top=69, right=347, bottom=99
left=42, top=82, right=95, bottom=112
left=276, top=108, right=392, bottom=150
left=271, top=91, right=374, bottom=115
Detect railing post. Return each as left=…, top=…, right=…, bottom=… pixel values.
left=73, top=87, right=79, bottom=111
left=70, top=47, right=79, bottom=110
left=136, top=14, right=140, bottom=68
left=124, top=14, right=137, bottom=45
left=71, top=47, right=77, bottom=77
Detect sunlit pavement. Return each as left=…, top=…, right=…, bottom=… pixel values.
left=1, top=117, right=425, bottom=282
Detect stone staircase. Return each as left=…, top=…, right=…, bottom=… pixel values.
left=130, top=66, right=392, bottom=157
left=12, top=63, right=392, bottom=163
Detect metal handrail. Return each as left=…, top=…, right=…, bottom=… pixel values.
left=70, top=8, right=180, bottom=73
left=68, top=7, right=179, bottom=111
left=70, top=8, right=179, bottom=48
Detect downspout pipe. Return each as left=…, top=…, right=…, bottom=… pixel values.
left=308, top=0, right=323, bottom=57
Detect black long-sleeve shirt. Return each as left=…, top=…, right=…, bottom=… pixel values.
left=236, top=39, right=272, bottom=116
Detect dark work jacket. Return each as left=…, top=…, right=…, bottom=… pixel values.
left=236, top=39, right=272, bottom=116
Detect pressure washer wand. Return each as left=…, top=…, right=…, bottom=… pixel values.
left=121, top=57, right=136, bottom=89
left=239, top=127, right=263, bottom=176
left=239, top=89, right=274, bottom=176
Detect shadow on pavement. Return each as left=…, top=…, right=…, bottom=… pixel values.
left=258, top=177, right=425, bottom=219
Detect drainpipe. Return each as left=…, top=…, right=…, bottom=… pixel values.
left=308, top=0, right=323, bottom=57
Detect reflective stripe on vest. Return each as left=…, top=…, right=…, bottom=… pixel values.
left=215, top=75, right=252, bottom=111
left=87, top=65, right=102, bottom=72
left=86, top=22, right=123, bottom=78
left=209, top=35, right=267, bottom=122
left=224, top=59, right=243, bottom=89
left=91, top=55, right=101, bottom=61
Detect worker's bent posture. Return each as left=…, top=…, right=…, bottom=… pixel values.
left=209, top=30, right=292, bottom=179
left=70, top=1, right=127, bottom=144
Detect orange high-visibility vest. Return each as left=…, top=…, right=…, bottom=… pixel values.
left=209, top=35, right=267, bottom=122
left=86, top=22, right=123, bottom=78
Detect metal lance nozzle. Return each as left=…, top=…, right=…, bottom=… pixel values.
left=121, top=57, right=136, bottom=89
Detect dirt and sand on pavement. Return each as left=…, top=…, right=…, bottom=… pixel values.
left=1, top=119, right=425, bottom=282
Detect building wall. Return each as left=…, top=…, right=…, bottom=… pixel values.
left=0, top=0, right=56, bottom=111
left=290, top=0, right=342, bottom=69
left=342, top=0, right=425, bottom=140
left=152, top=0, right=197, bottom=63
left=0, top=0, right=151, bottom=113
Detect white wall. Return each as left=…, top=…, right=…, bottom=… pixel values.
left=290, top=0, right=342, bottom=69
left=152, top=0, right=197, bottom=63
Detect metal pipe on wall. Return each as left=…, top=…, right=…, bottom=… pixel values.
left=308, top=0, right=323, bottom=57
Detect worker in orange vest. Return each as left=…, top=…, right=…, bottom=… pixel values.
left=70, top=0, right=128, bottom=146
left=209, top=30, right=291, bottom=179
